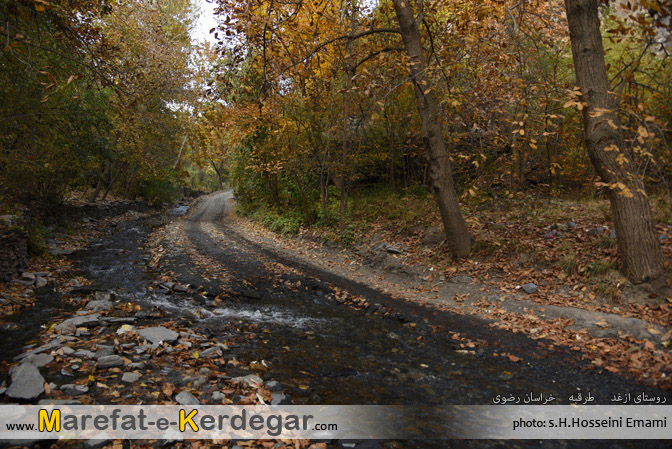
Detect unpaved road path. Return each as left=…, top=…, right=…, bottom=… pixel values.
left=156, top=191, right=669, bottom=408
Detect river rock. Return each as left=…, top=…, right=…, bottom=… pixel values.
left=522, top=283, right=538, bottom=294
left=32, top=339, right=65, bottom=354
left=6, top=362, right=45, bottom=399
left=94, top=346, right=114, bottom=359
left=211, top=391, right=225, bottom=402
left=137, top=326, right=179, bottom=345
left=232, top=374, right=263, bottom=388
left=84, top=439, right=112, bottom=449
left=175, top=390, right=199, bottom=405
left=588, top=227, right=605, bottom=236
left=94, top=291, right=112, bottom=302
left=21, top=353, right=53, bottom=368
left=86, top=299, right=112, bottom=312
left=173, top=284, right=188, bottom=293
left=61, top=384, right=89, bottom=396
left=385, top=245, right=403, bottom=255
left=270, top=393, right=292, bottom=405
left=159, top=282, right=174, bottom=291
left=265, top=380, right=283, bottom=392
left=75, top=349, right=96, bottom=359
left=121, top=372, right=141, bottom=383
left=55, top=314, right=100, bottom=334
left=38, top=399, right=83, bottom=405
left=97, top=355, right=123, bottom=368
left=192, top=376, right=207, bottom=389
left=199, top=346, right=222, bottom=358
left=35, top=277, right=48, bottom=288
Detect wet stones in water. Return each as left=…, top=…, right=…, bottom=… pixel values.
left=97, top=355, right=123, bottom=368
left=6, top=362, right=45, bottom=399
left=137, top=326, right=179, bottom=345
left=522, top=283, right=538, bottom=294
left=175, top=390, right=199, bottom=405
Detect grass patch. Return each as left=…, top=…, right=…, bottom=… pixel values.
left=585, top=260, right=616, bottom=278
left=560, top=255, right=579, bottom=276
left=595, top=236, right=615, bottom=249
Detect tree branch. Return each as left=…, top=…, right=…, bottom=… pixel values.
left=281, top=28, right=402, bottom=73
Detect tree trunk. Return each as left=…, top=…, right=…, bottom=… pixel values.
left=89, top=163, right=110, bottom=203
left=339, top=6, right=355, bottom=233
left=102, top=163, right=122, bottom=202
left=391, top=0, right=471, bottom=257
left=565, top=0, right=665, bottom=284
left=210, top=160, right=224, bottom=190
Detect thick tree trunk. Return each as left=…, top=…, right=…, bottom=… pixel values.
left=565, top=0, right=665, bottom=284
left=391, top=0, right=471, bottom=257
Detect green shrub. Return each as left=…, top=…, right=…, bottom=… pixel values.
left=27, top=224, right=49, bottom=257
